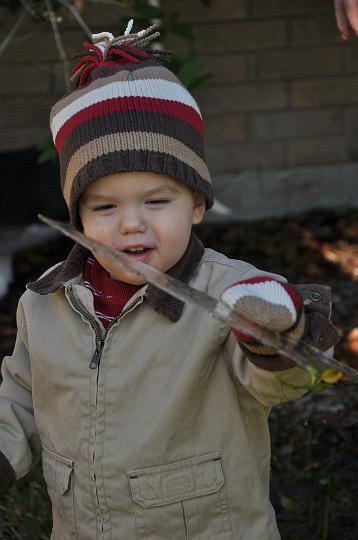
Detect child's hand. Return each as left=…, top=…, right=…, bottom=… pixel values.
left=221, top=277, right=304, bottom=353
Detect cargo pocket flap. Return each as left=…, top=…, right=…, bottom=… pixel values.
left=127, top=452, right=224, bottom=508
left=41, top=444, right=73, bottom=495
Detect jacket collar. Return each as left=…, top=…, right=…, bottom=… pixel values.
left=27, top=232, right=204, bottom=322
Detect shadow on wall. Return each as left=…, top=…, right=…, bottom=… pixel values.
left=0, top=147, right=68, bottom=297
left=0, top=147, right=67, bottom=226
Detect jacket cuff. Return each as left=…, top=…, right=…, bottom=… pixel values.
left=0, top=451, right=16, bottom=496
left=239, top=343, right=296, bottom=371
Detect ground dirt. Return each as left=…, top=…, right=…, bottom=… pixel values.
left=0, top=208, right=357, bottom=539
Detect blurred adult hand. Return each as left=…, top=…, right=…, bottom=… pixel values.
left=335, top=0, right=358, bottom=39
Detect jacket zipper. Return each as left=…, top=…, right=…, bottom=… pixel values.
left=66, top=284, right=143, bottom=530
left=89, top=301, right=142, bottom=368
left=67, top=285, right=143, bottom=368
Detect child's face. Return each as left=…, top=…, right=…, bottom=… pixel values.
left=79, top=171, right=206, bottom=284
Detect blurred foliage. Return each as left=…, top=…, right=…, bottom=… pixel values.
left=37, top=136, right=58, bottom=164
left=0, top=467, right=52, bottom=539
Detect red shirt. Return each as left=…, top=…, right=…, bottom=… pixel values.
left=83, top=255, right=142, bottom=329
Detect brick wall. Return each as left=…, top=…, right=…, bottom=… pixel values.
left=0, top=3, right=131, bottom=150
left=1, top=0, right=358, bottom=217
left=161, top=0, right=358, bottom=176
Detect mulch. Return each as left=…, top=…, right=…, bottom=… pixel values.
left=0, top=207, right=357, bottom=539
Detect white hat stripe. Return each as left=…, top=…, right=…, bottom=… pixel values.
left=51, top=79, right=202, bottom=140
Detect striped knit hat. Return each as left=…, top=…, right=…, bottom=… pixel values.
left=50, top=21, right=213, bottom=228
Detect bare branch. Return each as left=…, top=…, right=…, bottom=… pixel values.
left=45, top=0, right=71, bottom=91
left=0, top=8, right=28, bottom=60
left=59, top=0, right=92, bottom=39
left=19, top=0, right=37, bottom=17
left=84, top=0, right=132, bottom=8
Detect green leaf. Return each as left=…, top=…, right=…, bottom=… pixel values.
left=167, top=13, right=193, bottom=39
left=132, top=1, right=163, bottom=20
left=187, top=72, right=212, bottom=92
left=176, top=56, right=200, bottom=86
left=37, top=136, right=58, bottom=165
left=172, top=54, right=212, bottom=91
left=0, top=0, right=21, bottom=13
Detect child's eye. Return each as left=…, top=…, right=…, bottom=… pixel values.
left=93, top=204, right=115, bottom=211
left=146, top=199, right=170, bottom=205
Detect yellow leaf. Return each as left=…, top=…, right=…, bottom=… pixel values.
left=321, top=369, right=343, bottom=384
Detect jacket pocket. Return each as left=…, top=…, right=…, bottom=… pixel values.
left=127, top=451, right=233, bottom=540
left=41, top=444, right=78, bottom=539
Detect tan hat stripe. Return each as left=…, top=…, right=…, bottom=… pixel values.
left=50, top=65, right=181, bottom=121
left=63, top=131, right=211, bottom=204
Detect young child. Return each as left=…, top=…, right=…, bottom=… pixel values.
left=0, top=24, right=339, bottom=540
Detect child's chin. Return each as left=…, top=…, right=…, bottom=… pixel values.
left=109, top=271, right=146, bottom=286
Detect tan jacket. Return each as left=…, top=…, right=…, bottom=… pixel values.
left=0, top=237, right=339, bottom=540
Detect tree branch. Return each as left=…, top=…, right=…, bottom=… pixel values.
left=0, top=8, right=28, bottom=60
left=45, top=0, right=71, bottom=91
left=58, top=0, right=92, bottom=39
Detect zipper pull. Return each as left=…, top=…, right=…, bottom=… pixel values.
left=90, top=339, right=103, bottom=369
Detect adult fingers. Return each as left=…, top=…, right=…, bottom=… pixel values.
left=344, top=0, right=358, bottom=35
left=335, top=0, right=351, bottom=39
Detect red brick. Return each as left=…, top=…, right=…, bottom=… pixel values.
left=80, top=3, right=131, bottom=28
left=287, top=136, right=350, bottom=167
left=0, top=127, right=51, bottom=152
left=291, top=77, right=358, bottom=107
left=0, top=64, right=51, bottom=94
left=196, top=82, right=287, bottom=114
left=200, top=54, right=247, bottom=84
left=252, top=47, right=343, bottom=80
left=344, top=106, right=358, bottom=132
left=290, top=15, right=340, bottom=46
left=204, top=114, right=247, bottom=144
left=0, top=96, right=53, bottom=127
left=194, top=20, right=287, bottom=54
left=344, top=44, right=358, bottom=72
left=52, top=62, right=73, bottom=96
left=206, top=141, right=284, bottom=173
left=161, top=0, right=247, bottom=22
left=3, top=29, right=83, bottom=63
left=252, top=0, right=332, bottom=17
left=250, top=109, right=343, bottom=140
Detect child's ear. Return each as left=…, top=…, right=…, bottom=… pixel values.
left=192, top=193, right=206, bottom=225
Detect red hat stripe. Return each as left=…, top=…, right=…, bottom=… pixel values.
left=55, top=96, right=204, bottom=153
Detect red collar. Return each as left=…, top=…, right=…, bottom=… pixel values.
left=83, top=255, right=142, bottom=329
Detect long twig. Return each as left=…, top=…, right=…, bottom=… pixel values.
left=19, top=0, right=37, bottom=17
left=59, top=0, right=92, bottom=39
left=45, top=0, right=71, bottom=92
left=0, top=7, right=28, bottom=60
left=84, top=0, right=132, bottom=8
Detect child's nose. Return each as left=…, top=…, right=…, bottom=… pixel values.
left=118, top=208, right=146, bottom=234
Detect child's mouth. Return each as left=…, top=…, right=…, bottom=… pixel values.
left=123, top=247, right=154, bottom=262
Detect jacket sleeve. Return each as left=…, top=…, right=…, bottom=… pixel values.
left=0, top=299, right=41, bottom=495
left=221, top=284, right=340, bottom=407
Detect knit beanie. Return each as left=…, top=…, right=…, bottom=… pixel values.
left=49, top=21, right=213, bottom=228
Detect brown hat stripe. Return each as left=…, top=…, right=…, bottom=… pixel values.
left=51, top=63, right=180, bottom=120
left=63, top=131, right=211, bottom=204
left=69, top=149, right=214, bottom=224
left=55, top=95, right=203, bottom=152
left=60, top=109, right=205, bottom=177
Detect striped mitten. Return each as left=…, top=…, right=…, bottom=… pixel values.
left=221, top=277, right=305, bottom=356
